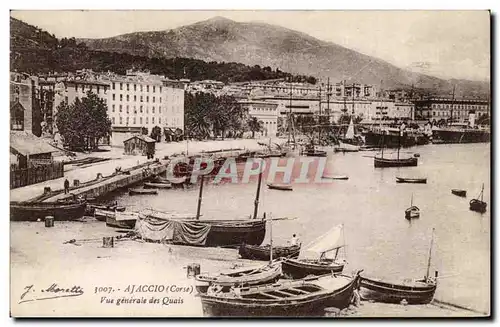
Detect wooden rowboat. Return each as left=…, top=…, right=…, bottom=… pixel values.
left=239, top=244, right=301, bottom=261
left=374, top=156, right=418, bottom=168
left=282, top=258, right=344, bottom=279
left=105, top=211, right=139, bottom=229
left=195, top=262, right=282, bottom=294
left=359, top=274, right=437, bottom=304
left=143, top=182, right=172, bottom=189
left=199, top=272, right=361, bottom=317
left=396, top=177, right=427, bottom=184
left=267, top=183, right=293, bottom=191
left=10, top=200, right=87, bottom=221
left=405, top=206, right=420, bottom=219
left=128, top=188, right=158, bottom=195
left=451, top=189, right=467, bottom=197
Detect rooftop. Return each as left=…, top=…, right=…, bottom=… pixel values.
left=10, top=131, right=58, bottom=156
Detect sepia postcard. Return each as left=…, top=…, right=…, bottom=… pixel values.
left=9, top=10, right=490, bottom=318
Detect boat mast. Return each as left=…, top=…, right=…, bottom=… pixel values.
left=425, top=228, right=435, bottom=280
left=480, top=183, right=484, bottom=202
left=397, top=126, right=401, bottom=160
left=450, top=85, right=456, bottom=125
left=318, top=81, right=322, bottom=144
left=252, top=163, right=263, bottom=219
left=195, top=174, right=204, bottom=220
left=269, top=213, right=273, bottom=263
left=410, top=193, right=413, bottom=207
left=288, top=80, right=293, bottom=145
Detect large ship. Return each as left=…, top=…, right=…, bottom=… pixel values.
left=431, top=124, right=490, bottom=144
left=363, top=126, right=430, bottom=148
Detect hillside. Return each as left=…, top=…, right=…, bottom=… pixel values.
left=80, top=16, right=489, bottom=98
left=9, top=17, right=315, bottom=84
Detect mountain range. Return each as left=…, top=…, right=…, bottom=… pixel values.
left=79, top=16, right=489, bottom=98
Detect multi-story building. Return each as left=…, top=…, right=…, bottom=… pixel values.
left=320, top=98, right=373, bottom=122
left=238, top=100, right=279, bottom=137
left=105, top=70, right=185, bottom=145
left=414, top=97, right=489, bottom=122
left=10, top=72, right=36, bottom=133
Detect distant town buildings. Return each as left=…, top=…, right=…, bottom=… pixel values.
left=414, top=97, right=489, bottom=122
left=238, top=100, right=279, bottom=137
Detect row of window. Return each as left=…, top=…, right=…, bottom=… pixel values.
left=112, top=94, right=163, bottom=103
left=432, top=111, right=470, bottom=117
left=432, top=103, right=485, bottom=110
left=112, top=82, right=162, bottom=93
left=111, top=116, right=182, bottom=126
left=73, top=84, right=108, bottom=93
left=110, top=104, right=182, bottom=114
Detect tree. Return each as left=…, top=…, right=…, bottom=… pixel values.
left=141, top=127, right=148, bottom=135
left=247, top=117, right=264, bottom=138
left=55, top=91, right=111, bottom=151
left=150, top=125, right=162, bottom=142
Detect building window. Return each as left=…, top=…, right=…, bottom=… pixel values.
left=126, top=95, right=129, bottom=102
left=159, top=117, right=161, bottom=124
left=97, top=86, right=100, bottom=93
left=159, top=106, right=161, bottom=113
left=126, top=105, right=129, bottom=113
left=126, top=117, right=129, bottom=125
left=140, top=96, right=143, bottom=102
left=134, top=95, right=137, bottom=102
left=153, top=96, right=155, bottom=103
left=119, top=116, right=122, bottom=124
left=152, top=106, right=155, bottom=114
left=112, top=104, right=115, bottom=112
left=119, top=105, right=122, bottom=112
left=140, top=105, right=143, bottom=113
left=140, top=85, right=143, bottom=92
left=120, top=83, right=123, bottom=91
left=152, top=117, right=155, bottom=124
left=10, top=105, right=24, bottom=131
left=112, top=117, right=115, bottom=124
left=147, top=85, right=149, bottom=92
left=134, top=84, right=137, bottom=91
left=153, top=86, right=156, bottom=93
left=147, top=96, right=149, bottom=102
left=160, top=97, right=162, bottom=103
left=120, top=94, right=123, bottom=102
left=127, top=83, right=129, bottom=91
left=89, top=85, right=93, bottom=92
left=160, top=86, right=162, bottom=92
left=112, top=94, right=115, bottom=101
left=140, top=117, right=143, bottom=124
left=112, top=82, right=115, bottom=90
left=146, top=117, right=149, bottom=124
left=133, top=117, right=136, bottom=124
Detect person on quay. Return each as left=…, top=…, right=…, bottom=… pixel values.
left=64, top=178, right=70, bottom=194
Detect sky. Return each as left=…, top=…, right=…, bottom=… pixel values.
left=10, top=10, right=491, bottom=82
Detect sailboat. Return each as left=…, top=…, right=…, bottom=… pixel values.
left=134, top=163, right=267, bottom=247
left=359, top=228, right=438, bottom=304
left=374, top=125, right=418, bottom=168
left=405, top=194, right=420, bottom=219
left=335, top=117, right=360, bottom=152
left=281, top=224, right=346, bottom=279
left=469, top=183, right=487, bottom=213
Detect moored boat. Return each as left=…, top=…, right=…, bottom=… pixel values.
left=374, top=156, right=418, bottom=168
left=195, top=262, right=282, bottom=294
left=396, top=177, right=427, bottom=184
left=143, top=182, right=172, bottom=189
left=451, top=189, right=467, bottom=197
left=335, top=141, right=360, bottom=153
left=199, top=272, right=361, bottom=317
left=405, top=206, right=420, bottom=219
left=322, top=175, right=349, bottom=180
left=267, top=183, right=293, bottom=191
left=360, top=228, right=438, bottom=304
left=282, top=224, right=346, bottom=279
left=10, top=199, right=87, bottom=221
left=106, top=211, right=139, bottom=229
left=128, top=188, right=158, bottom=195
left=239, top=244, right=301, bottom=261
left=469, top=184, right=487, bottom=213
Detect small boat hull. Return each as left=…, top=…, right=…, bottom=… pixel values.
left=396, top=177, right=427, bottom=184
left=405, top=206, right=420, bottom=219
left=282, top=258, right=345, bottom=279
left=322, top=175, right=349, bottom=180
left=204, top=220, right=266, bottom=247
left=469, top=199, right=487, bottom=213
left=200, top=273, right=360, bottom=317
left=10, top=200, right=87, bottom=221
left=267, top=183, right=293, bottom=191
left=451, top=189, right=467, bottom=197
left=128, top=188, right=158, bottom=195
left=106, top=215, right=137, bottom=229
left=239, top=244, right=301, bottom=261
left=359, top=276, right=436, bottom=304
left=374, top=157, right=418, bottom=168
left=144, top=182, right=172, bottom=189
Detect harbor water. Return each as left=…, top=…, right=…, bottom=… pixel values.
left=102, top=143, right=490, bottom=313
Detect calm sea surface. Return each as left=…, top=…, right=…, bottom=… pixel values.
left=104, top=143, right=490, bottom=313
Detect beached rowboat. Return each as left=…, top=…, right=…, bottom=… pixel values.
left=10, top=200, right=87, bottom=221
left=451, top=189, right=467, bottom=197
left=195, top=262, right=282, bottom=294
left=199, top=272, right=361, bottom=317
left=267, top=183, right=293, bottom=191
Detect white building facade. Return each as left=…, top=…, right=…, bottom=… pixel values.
left=238, top=100, right=279, bottom=137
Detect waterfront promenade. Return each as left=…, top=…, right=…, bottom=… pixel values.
left=10, top=138, right=277, bottom=202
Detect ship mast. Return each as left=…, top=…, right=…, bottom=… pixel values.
left=252, top=163, right=263, bottom=219
left=450, top=85, right=456, bottom=125
left=425, top=228, right=435, bottom=280
left=288, top=80, right=293, bottom=145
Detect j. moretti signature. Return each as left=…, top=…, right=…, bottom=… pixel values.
left=19, top=283, right=84, bottom=304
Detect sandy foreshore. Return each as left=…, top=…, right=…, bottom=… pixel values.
left=10, top=220, right=483, bottom=318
